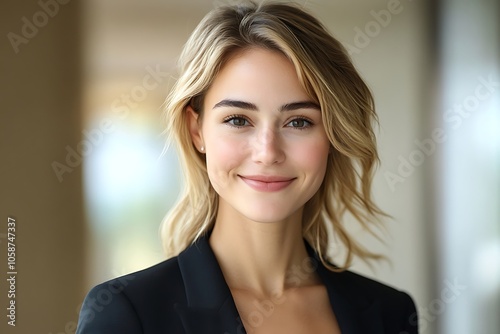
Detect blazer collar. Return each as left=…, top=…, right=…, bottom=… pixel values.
left=176, top=234, right=384, bottom=334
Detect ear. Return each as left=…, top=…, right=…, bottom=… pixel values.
left=186, top=105, right=204, bottom=153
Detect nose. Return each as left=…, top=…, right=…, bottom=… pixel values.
left=251, top=127, right=285, bottom=165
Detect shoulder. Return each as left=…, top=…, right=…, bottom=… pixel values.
left=76, top=257, right=186, bottom=334
left=320, top=267, right=418, bottom=333
left=340, top=269, right=415, bottom=302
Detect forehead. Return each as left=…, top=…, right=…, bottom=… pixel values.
left=204, top=48, right=311, bottom=110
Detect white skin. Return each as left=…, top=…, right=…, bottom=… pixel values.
left=188, top=47, right=331, bottom=298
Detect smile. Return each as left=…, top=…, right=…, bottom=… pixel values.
left=238, top=175, right=296, bottom=192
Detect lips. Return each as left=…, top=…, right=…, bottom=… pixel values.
left=238, top=175, right=296, bottom=192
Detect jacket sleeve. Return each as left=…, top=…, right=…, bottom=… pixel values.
left=76, top=282, right=143, bottom=334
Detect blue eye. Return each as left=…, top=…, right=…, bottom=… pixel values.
left=286, top=118, right=312, bottom=129
left=223, top=115, right=250, bottom=127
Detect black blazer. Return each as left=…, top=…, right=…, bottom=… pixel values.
left=76, top=235, right=418, bottom=333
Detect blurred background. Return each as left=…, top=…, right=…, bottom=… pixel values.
left=1, top=0, right=499, bottom=333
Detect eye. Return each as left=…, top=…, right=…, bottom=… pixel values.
left=223, top=115, right=250, bottom=128
left=286, top=117, right=312, bottom=129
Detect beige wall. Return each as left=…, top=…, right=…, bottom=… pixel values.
left=1, top=0, right=85, bottom=333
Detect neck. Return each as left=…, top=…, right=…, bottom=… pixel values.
left=209, top=203, right=319, bottom=298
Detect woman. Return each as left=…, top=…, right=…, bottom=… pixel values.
left=77, top=2, right=418, bottom=333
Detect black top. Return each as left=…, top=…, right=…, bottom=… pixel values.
left=76, top=235, right=418, bottom=333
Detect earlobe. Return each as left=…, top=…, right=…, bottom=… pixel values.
left=186, top=105, right=204, bottom=153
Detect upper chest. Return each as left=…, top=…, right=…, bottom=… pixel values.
left=230, top=285, right=341, bottom=334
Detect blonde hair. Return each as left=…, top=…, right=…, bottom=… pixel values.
left=161, top=1, right=386, bottom=271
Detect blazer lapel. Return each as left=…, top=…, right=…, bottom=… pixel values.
left=310, top=245, right=385, bottom=334
left=175, top=235, right=384, bottom=334
left=176, top=236, right=246, bottom=334
left=321, top=272, right=385, bottom=333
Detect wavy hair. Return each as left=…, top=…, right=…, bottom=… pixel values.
left=161, top=1, right=386, bottom=271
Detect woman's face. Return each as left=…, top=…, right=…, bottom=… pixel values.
left=189, top=48, right=331, bottom=224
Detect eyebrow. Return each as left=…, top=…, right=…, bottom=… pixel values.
left=213, top=99, right=258, bottom=111
left=212, top=99, right=320, bottom=112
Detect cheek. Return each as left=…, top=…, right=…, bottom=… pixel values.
left=205, top=134, right=247, bottom=190
left=294, top=138, right=330, bottom=175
